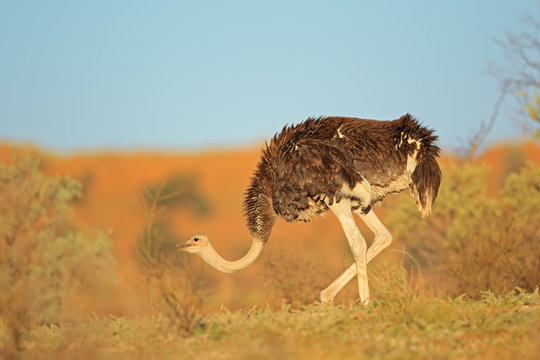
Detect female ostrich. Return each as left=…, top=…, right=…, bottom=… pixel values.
left=177, top=114, right=441, bottom=305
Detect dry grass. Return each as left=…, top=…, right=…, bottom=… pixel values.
left=2, top=288, right=539, bottom=360
left=261, top=244, right=333, bottom=307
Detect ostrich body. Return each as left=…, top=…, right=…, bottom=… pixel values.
left=177, top=114, right=442, bottom=304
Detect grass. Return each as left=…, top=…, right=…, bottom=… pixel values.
left=2, top=289, right=539, bottom=360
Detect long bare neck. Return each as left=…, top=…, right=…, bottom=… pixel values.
left=198, top=238, right=264, bottom=273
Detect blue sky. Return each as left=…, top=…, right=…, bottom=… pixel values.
left=0, top=1, right=537, bottom=153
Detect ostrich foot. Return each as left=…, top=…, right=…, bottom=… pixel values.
left=320, top=290, right=335, bottom=305
left=360, top=297, right=370, bottom=306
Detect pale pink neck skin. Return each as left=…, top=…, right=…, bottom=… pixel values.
left=198, top=238, right=264, bottom=274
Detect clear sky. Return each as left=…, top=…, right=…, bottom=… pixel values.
left=1, top=1, right=538, bottom=153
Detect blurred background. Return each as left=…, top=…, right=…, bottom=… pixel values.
left=1, top=1, right=539, bottom=322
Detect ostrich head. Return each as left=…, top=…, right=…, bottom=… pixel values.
left=176, top=233, right=210, bottom=254
left=176, top=233, right=265, bottom=273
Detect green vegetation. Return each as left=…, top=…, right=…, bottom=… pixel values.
left=1, top=289, right=538, bottom=359
left=0, top=155, right=116, bottom=355
left=142, top=174, right=211, bottom=216
left=262, top=245, right=332, bottom=307
left=387, top=161, right=540, bottom=298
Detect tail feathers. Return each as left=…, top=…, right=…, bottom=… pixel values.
left=410, top=154, right=441, bottom=217
left=395, top=114, right=442, bottom=216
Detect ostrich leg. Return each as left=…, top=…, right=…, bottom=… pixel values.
left=320, top=210, right=392, bottom=304
left=359, top=210, right=393, bottom=263
left=328, top=200, right=370, bottom=305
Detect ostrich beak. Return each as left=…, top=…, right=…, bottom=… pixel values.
left=176, top=240, right=192, bottom=252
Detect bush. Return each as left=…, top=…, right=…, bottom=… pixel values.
left=137, top=180, right=214, bottom=335
left=386, top=161, right=540, bottom=297
left=0, top=154, right=115, bottom=352
left=261, top=245, right=332, bottom=307
left=142, top=174, right=211, bottom=217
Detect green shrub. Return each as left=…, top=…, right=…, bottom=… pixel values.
left=137, top=180, right=214, bottom=335
left=387, top=161, right=540, bottom=297
left=261, top=245, right=332, bottom=307
left=0, top=154, right=115, bottom=352
left=143, top=174, right=211, bottom=216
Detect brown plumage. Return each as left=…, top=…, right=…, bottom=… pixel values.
left=243, top=114, right=442, bottom=243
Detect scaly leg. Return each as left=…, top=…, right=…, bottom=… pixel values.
left=320, top=209, right=393, bottom=304
left=328, top=200, right=370, bottom=305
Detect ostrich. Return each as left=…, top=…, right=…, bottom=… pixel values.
left=177, top=114, right=441, bottom=305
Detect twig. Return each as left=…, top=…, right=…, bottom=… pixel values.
left=466, top=81, right=510, bottom=160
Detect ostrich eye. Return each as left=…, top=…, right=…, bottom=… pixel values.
left=193, top=237, right=199, bottom=242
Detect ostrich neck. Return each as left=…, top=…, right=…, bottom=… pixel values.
left=199, top=238, right=264, bottom=274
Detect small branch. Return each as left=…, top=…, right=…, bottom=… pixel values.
left=491, top=12, right=540, bottom=91
left=466, top=81, right=510, bottom=160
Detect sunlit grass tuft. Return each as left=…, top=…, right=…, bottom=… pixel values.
left=3, top=289, right=538, bottom=360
